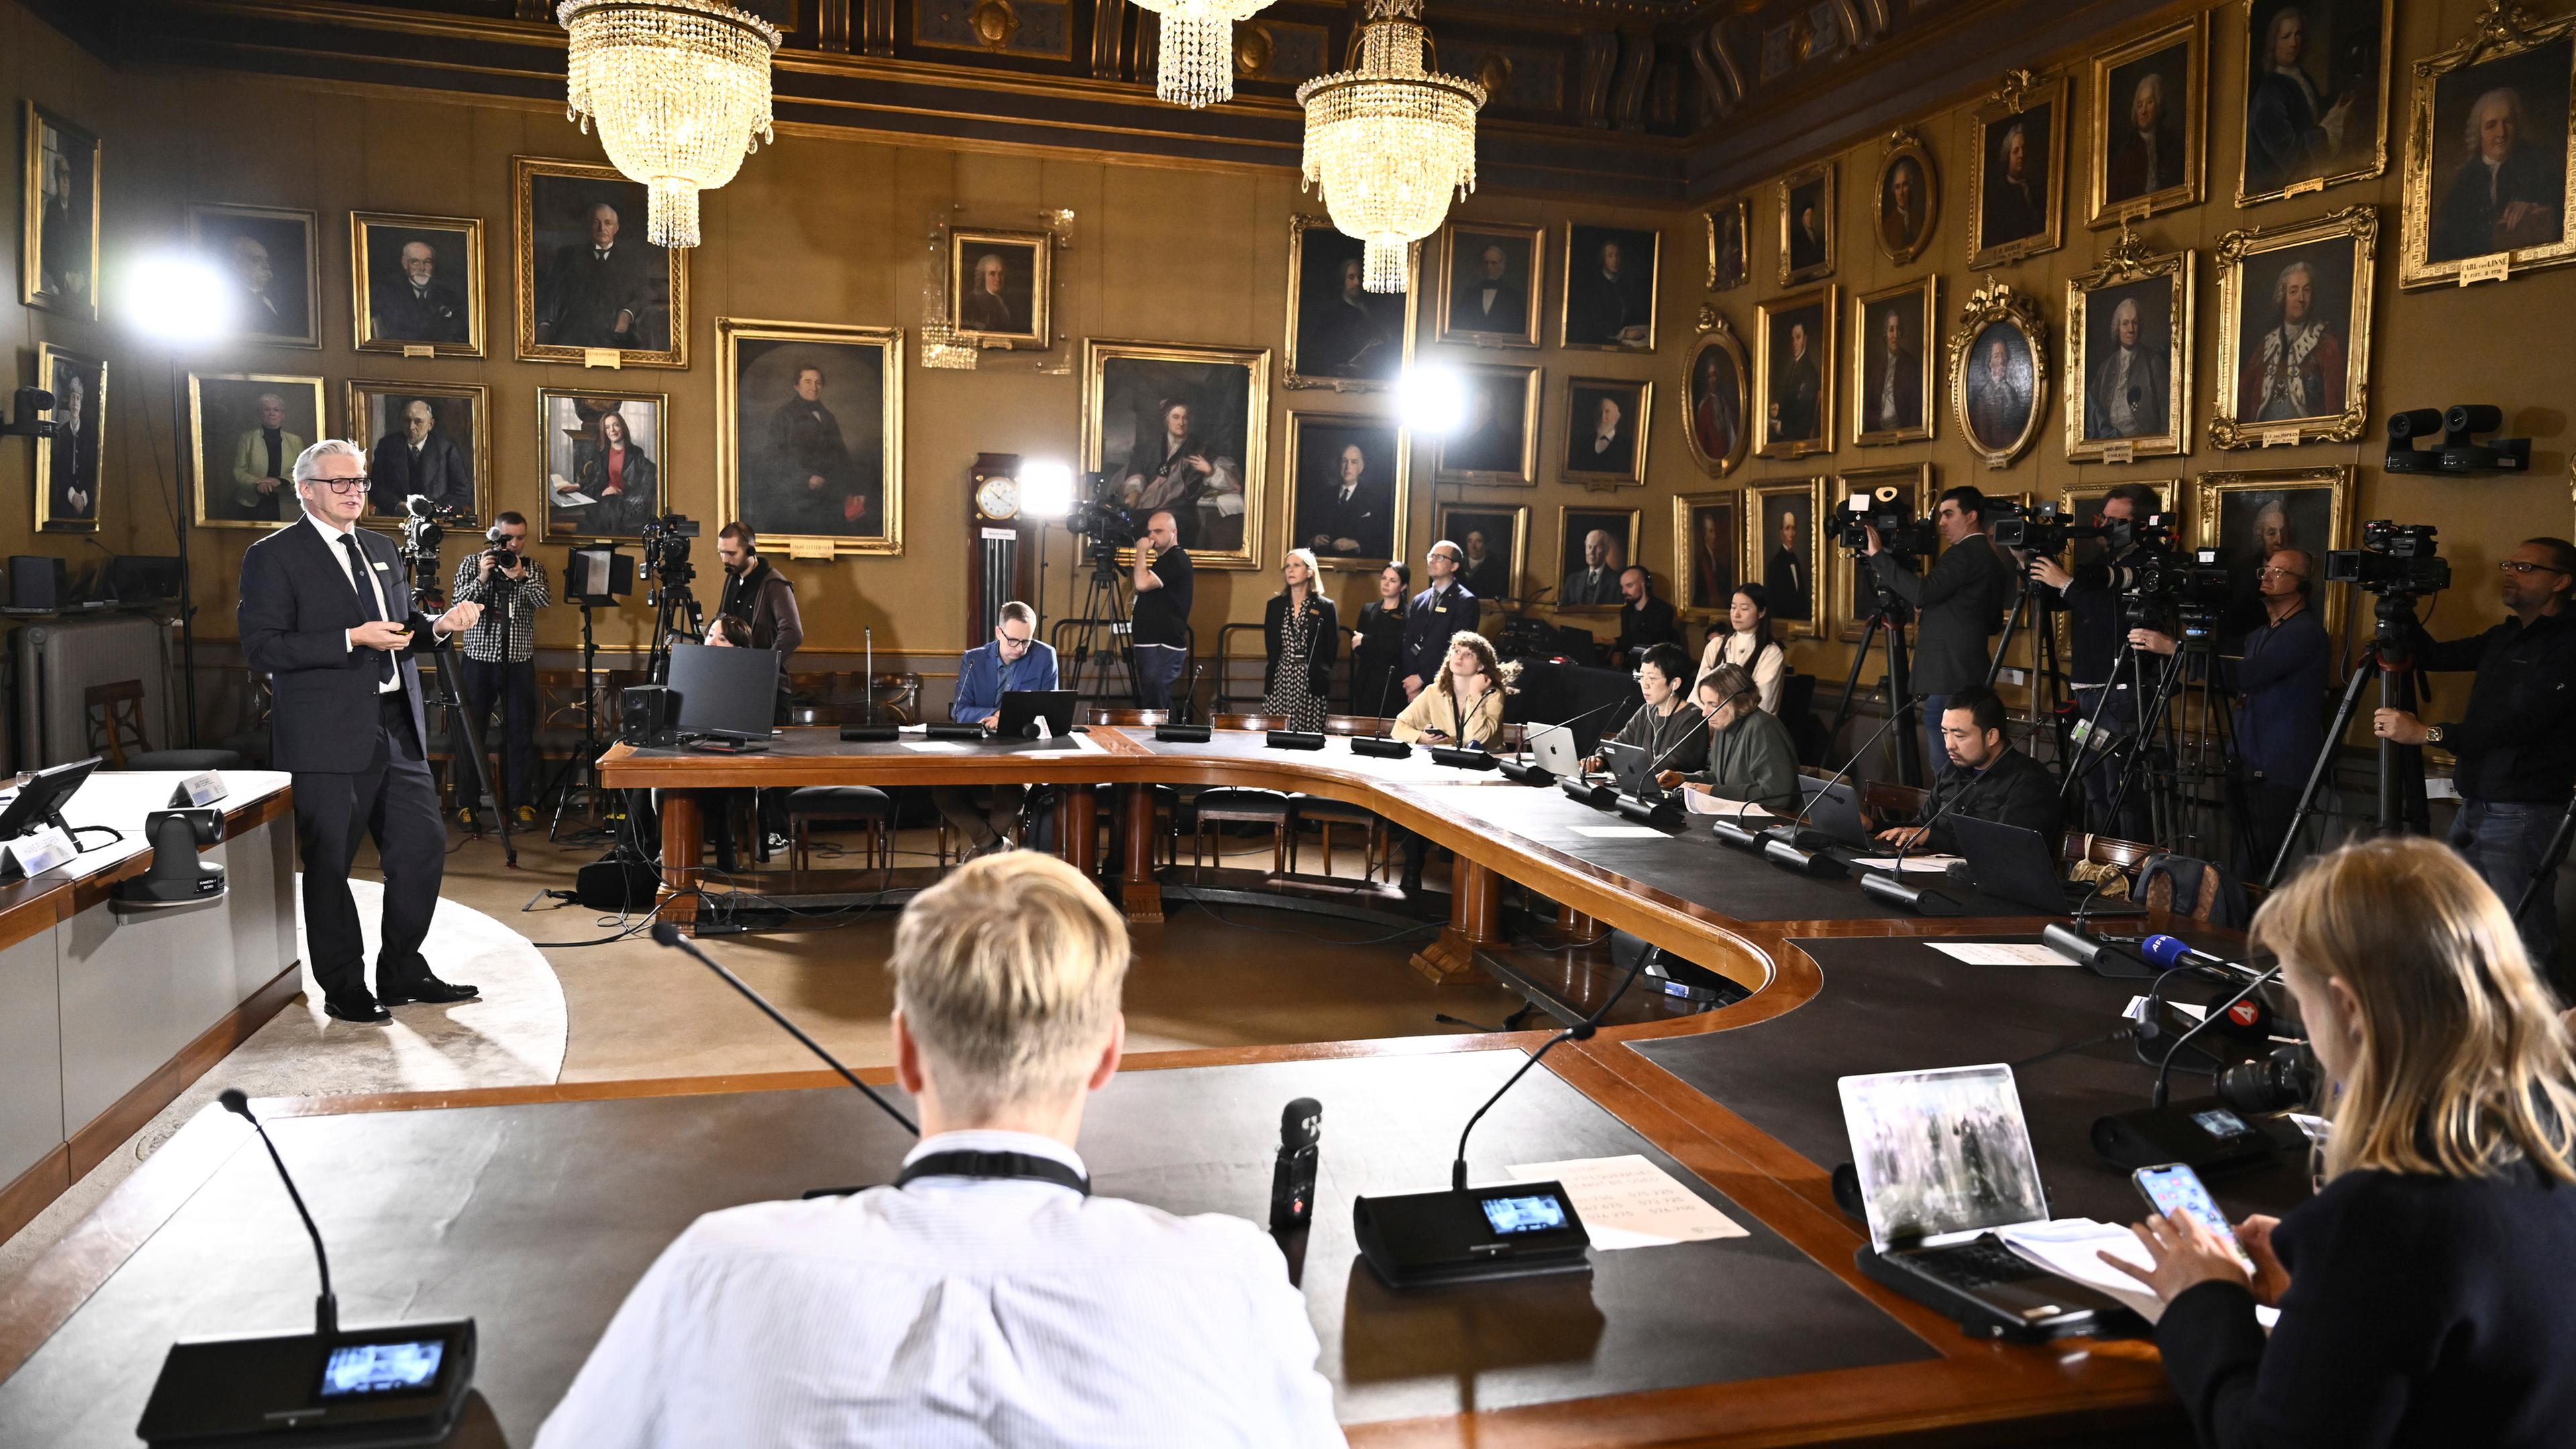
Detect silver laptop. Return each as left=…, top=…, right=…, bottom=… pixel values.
left=1525, top=724, right=1586, bottom=777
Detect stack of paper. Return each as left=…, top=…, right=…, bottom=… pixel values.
left=1503, top=1154, right=1749, bottom=1250
left=1996, top=1218, right=2279, bottom=1329
left=1681, top=790, right=1774, bottom=818
left=1850, top=853, right=1965, bottom=873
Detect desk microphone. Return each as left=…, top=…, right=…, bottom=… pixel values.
left=649, top=922, right=918, bottom=1138
left=2091, top=963, right=2294, bottom=1173
left=2138, top=933, right=2263, bottom=981
left=1613, top=724, right=1708, bottom=828
left=1269, top=1097, right=1321, bottom=1234
left=1859, top=777, right=1972, bottom=915
left=1350, top=657, right=1412, bottom=759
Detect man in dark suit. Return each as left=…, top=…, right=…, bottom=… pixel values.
left=1304, top=441, right=1387, bottom=558
left=1874, top=684, right=2063, bottom=852
left=1570, top=394, right=1635, bottom=475
left=1766, top=509, right=1812, bottom=621
left=238, top=439, right=484, bottom=1024
left=2105, top=72, right=2183, bottom=202
left=1304, top=257, right=1395, bottom=379
left=1981, top=120, right=2047, bottom=250
left=1448, top=242, right=1525, bottom=335
left=2431, top=86, right=2564, bottom=263
left=1771, top=322, right=1822, bottom=441
left=1458, top=529, right=1509, bottom=600
left=1560, top=528, right=1619, bottom=606
left=767, top=365, right=875, bottom=534
left=1399, top=541, right=1474, bottom=700
left=536, top=201, right=655, bottom=349
left=368, top=400, right=471, bottom=517
left=371, top=239, right=469, bottom=344
left=1866, top=308, right=1923, bottom=434
left=1865, top=484, right=2014, bottom=779
left=1566, top=237, right=1648, bottom=347
left=47, top=370, right=95, bottom=523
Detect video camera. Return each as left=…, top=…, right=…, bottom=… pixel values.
left=1065, top=470, right=1144, bottom=574
left=641, top=513, right=700, bottom=584
left=396, top=494, right=472, bottom=557
left=1835, top=486, right=1937, bottom=556
left=1992, top=501, right=2178, bottom=559
left=2326, top=521, right=2450, bottom=596
left=0, top=387, right=56, bottom=440
left=2112, top=546, right=2231, bottom=633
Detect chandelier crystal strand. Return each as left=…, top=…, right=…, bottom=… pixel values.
left=1132, top=0, right=1274, bottom=108
left=559, top=0, right=782, bottom=248
left=1295, top=0, right=1482, bottom=294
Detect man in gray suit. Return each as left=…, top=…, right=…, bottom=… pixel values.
left=1863, top=484, right=2014, bottom=779
left=2084, top=297, right=2168, bottom=441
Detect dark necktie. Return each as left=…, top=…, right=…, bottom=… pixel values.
left=340, top=533, right=395, bottom=684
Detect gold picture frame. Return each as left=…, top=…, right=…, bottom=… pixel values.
left=537, top=387, right=672, bottom=543
left=2398, top=1, right=2576, bottom=288
left=1707, top=195, right=1752, bottom=291
left=1436, top=219, right=1545, bottom=349
left=1744, top=478, right=1825, bottom=639
left=343, top=379, right=490, bottom=527
left=1672, top=490, right=1741, bottom=622
left=32, top=344, right=104, bottom=533
left=2194, top=465, right=2355, bottom=643
left=1560, top=221, right=1660, bottom=352
left=2063, top=229, right=2194, bottom=462
left=1778, top=160, right=1837, bottom=286
left=1436, top=362, right=1542, bottom=485
left=1851, top=276, right=1938, bottom=447
left=1435, top=501, right=1529, bottom=604
left=1755, top=284, right=1837, bottom=461
left=513, top=156, right=689, bottom=369
left=2212, top=205, right=2376, bottom=447
left=2238, top=0, right=2395, bottom=207
left=1829, top=462, right=1933, bottom=642
left=1872, top=127, right=1939, bottom=266
left=1947, top=279, right=2051, bottom=469
left=1551, top=504, right=1643, bottom=614
left=350, top=211, right=486, bottom=358
left=2088, top=13, right=2208, bottom=228
left=1283, top=411, right=1409, bottom=569
left=21, top=100, right=99, bottom=321
left=1680, top=308, right=1751, bottom=476
left=1285, top=213, right=1417, bottom=390
left=186, top=203, right=321, bottom=350
left=1082, top=338, right=1270, bottom=570
left=1560, top=375, right=1652, bottom=489
left=715, top=318, right=907, bottom=557
left=1968, top=68, right=2069, bottom=269
left=188, top=373, right=328, bottom=531
left=949, top=227, right=1053, bottom=350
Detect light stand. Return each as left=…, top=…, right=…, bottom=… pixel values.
left=121, top=255, right=237, bottom=751
left=541, top=547, right=629, bottom=839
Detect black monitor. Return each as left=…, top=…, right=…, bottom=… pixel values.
left=997, top=689, right=1077, bottom=739
left=664, top=643, right=779, bottom=739
left=1796, top=775, right=1867, bottom=846
left=1601, top=741, right=1654, bottom=798
left=0, top=756, right=101, bottom=840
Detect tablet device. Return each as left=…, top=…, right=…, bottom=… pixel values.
left=998, top=689, right=1077, bottom=739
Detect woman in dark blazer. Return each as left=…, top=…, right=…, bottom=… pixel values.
left=2108, top=835, right=2576, bottom=1449
left=1261, top=549, right=1339, bottom=732
left=568, top=410, right=658, bottom=537
left=1349, top=561, right=1409, bottom=718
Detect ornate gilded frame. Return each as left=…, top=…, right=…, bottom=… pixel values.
left=2087, top=13, right=2209, bottom=228
left=1434, top=361, right=1542, bottom=486
left=2211, top=205, right=2377, bottom=447
left=1743, top=477, right=1826, bottom=641
left=1435, top=218, right=1544, bottom=349
left=2063, top=229, right=2194, bottom=463
left=2237, top=0, right=2395, bottom=207
left=1680, top=309, right=1750, bottom=476
left=2193, top=465, right=2355, bottom=643
left=187, top=372, right=327, bottom=531
left=512, top=156, right=689, bottom=370
left=1967, top=68, right=2069, bottom=269
left=350, top=211, right=486, bottom=358
left=32, top=343, right=103, bottom=533
left=1851, top=276, right=1939, bottom=448
left=1081, top=337, right=1271, bottom=571
left=1560, top=376, right=1653, bottom=490
left=1434, top=500, right=1529, bottom=602
left=1872, top=127, right=1940, bottom=266
left=1671, top=490, right=1740, bottom=624
left=2398, top=0, right=2576, bottom=288
left=1707, top=195, right=1752, bottom=291
left=714, top=318, right=907, bottom=558
left=186, top=202, right=321, bottom=350
left=1558, top=221, right=1660, bottom=353
left=948, top=226, right=1053, bottom=351
left=343, top=378, right=490, bottom=531
left=1755, top=284, right=1837, bottom=462
left=20, top=101, right=99, bottom=321
left=1552, top=504, right=1643, bottom=616
left=1284, top=213, right=1417, bottom=390
left=533, top=386, right=671, bottom=543
left=1947, top=279, right=2051, bottom=470
left=1778, top=159, right=1837, bottom=286
left=1283, top=410, right=1410, bottom=570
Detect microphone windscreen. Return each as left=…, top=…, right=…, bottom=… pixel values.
left=2139, top=933, right=2190, bottom=970
left=1279, top=1097, right=1321, bottom=1149
left=219, top=1087, right=251, bottom=1116
left=649, top=921, right=683, bottom=947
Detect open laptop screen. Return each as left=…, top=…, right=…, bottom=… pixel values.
left=1837, top=1064, right=2049, bottom=1249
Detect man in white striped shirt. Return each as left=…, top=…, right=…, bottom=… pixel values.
left=535, top=853, right=1345, bottom=1448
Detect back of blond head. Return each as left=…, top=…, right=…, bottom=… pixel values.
left=887, top=852, right=1130, bottom=1120
left=2249, top=836, right=2576, bottom=1184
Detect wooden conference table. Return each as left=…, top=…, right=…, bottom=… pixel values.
left=0, top=727, right=2296, bottom=1446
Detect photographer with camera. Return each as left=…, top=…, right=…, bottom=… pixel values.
left=446, top=511, right=551, bottom=829
left=2026, top=484, right=2164, bottom=839
left=1864, top=484, right=2014, bottom=775
left=1129, top=510, right=1193, bottom=711
left=2371, top=537, right=2576, bottom=985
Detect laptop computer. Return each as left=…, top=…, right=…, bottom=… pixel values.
left=997, top=688, right=1078, bottom=739
left=1950, top=815, right=2145, bottom=916
left=1789, top=775, right=1867, bottom=847
left=1599, top=740, right=1658, bottom=798
left=665, top=643, right=780, bottom=741
left=1839, top=1063, right=2131, bottom=1340
left=1524, top=724, right=1585, bottom=777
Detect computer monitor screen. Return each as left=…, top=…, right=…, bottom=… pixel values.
left=665, top=643, right=779, bottom=739
left=1837, top=1064, right=2048, bottom=1249
left=0, top=756, right=101, bottom=841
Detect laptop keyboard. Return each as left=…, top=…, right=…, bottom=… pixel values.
left=1913, top=1238, right=2041, bottom=1289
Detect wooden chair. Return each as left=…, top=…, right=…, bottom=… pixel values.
left=783, top=786, right=895, bottom=881
left=1189, top=788, right=1292, bottom=876
left=1859, top=779, right=1927, bottom=833
left=84, top=680, right=241, bottom=772
left=1287, top=796, right=1389, bottom=879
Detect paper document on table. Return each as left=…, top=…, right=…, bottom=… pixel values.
left=902, top=741, right=973, bottom=753
left=1681, top=790, right=1773, bottom=818
left=547, top=475, right=598, bottom=507
left=1997, top=1220, right=2279, bottom=1330
left=1926, top=942, right=2081, bottom=967
left=1851, top=854, right=1965, bottom=873
left=1502, top=1155, right=1748, bottom=1250
left=1570, top=825, right=1668, bottom=839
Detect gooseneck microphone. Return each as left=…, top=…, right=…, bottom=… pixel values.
left=1451, top=1022, right=1595, bottom=1191
left=2138, top=933, right=2262, bottom=981
left=1269, top=1097, right=1322, bottom=1234
left=1350, top=648, right=1414, bottom=759
left=651, top=922, right=918, bottom=1136
left=221, top=1089, right=337, bottom=1336
left=1782, top=698, right=1913, bottom=843
left=2151, top=965, right=2281, bottom=1109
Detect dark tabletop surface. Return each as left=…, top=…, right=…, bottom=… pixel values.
left=0, top=1052, right=1933, bottom=1444
left=621, top=728, right=1095, bottom=760
left=1632, top=935, right=2315, bottom=1226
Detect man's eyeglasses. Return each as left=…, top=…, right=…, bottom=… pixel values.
left=2501, top=560, right=2571, bottom=576
left=307, top=477, right=368, bottom=494
left=2255, top=565, right=2304, bottom=578
left=997, top=633, right=1034, bottom=648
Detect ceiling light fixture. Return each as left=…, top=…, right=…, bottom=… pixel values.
left=558, top=0, right=782, bottom=248
left=1295, top=0, right=1483, bottom=294
left=1132, top=0, right=1275, bottom=108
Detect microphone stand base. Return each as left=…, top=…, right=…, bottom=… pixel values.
left=1497, top=758, right=1552, bottom=784
left=1349, top=735, right=1413, bottom=760
left=1858, top=870, right=1962, bottom=916
left=139, top=1318, right=479, bottom=1448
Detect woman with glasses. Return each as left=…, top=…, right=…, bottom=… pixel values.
left=2109, top=836, right=2576, bottom=1447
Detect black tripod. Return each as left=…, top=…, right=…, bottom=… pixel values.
left=1986, top=568, right=2074, bottom=753
left=1825, top=570, right=1921, bottom=785
left=1062, top=543, right=1138, bottom=710
left=646, top=562, right=705, bottom=684
left=539, top=597, right=613, bottom=841
left=2263, top=593, right=2433, bottom=888
left=396, top=531, right=516, bottom=870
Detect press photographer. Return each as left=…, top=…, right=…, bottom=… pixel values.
left=2371, top=536, right=2576, bottom=985
left=1862, top=485, right=2013, bottom=775
left=448, top=511, right=551, bottom=829
left=2021, top=483, right=2164, bottom=839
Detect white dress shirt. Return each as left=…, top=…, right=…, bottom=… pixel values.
left=307, top=511, right=405, bottom=694
left=534, top=1128, right=1346, bottom=1449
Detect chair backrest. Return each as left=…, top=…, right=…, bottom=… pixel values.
left=1859, top=779, right=1927, bottom=829
left=83, top=679, right=150, bottom=768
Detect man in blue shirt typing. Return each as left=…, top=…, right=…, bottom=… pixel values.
left=935, top=601, right=1058, bottom=857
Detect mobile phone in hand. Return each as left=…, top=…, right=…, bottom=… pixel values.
left=2133, top=1163, right=2253, bottom=1273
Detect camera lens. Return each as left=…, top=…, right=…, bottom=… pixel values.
left=2214, top=1043, right=2318, bottom=1115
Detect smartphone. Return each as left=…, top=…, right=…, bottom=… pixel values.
left=2133, top=1163, right=2253, bottom=1272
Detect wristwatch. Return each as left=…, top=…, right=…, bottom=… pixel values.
left=2424, top=724, right=2445, bottom=746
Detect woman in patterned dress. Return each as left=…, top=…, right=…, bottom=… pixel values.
left=1262, top=548, right=1339, bottom=731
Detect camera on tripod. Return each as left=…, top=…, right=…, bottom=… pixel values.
left=641, top=513, right=699, bottom=583
left=2326, top=521, right=2451, bottom=596
left=397, top=494, right=472, bottom=562
left=1063, top=471, right=1143, bottom=572
left=1835, top=486, right=1936, bottom=555
left=2113, top=547, right=2231, bottom=631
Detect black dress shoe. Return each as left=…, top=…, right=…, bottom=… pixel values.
left=323, top=994, right=392, bottom=1024
left=380, top=976, right=482, bottom=1006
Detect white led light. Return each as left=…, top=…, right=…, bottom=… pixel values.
left=1396, top=364, right=1469, bottom=436
left=121, top=253, right=236, bottom=344
left=1022, top=461, right=1077, bottom=519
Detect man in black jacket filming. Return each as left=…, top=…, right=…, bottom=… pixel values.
left=1875, top=684, right=2061, bottom=853
left=2371, top=536, right=2576, bottom=987
left=1864, top=484, right=2013, bottom=779
left=2026, top=482, right=2165, bottom=839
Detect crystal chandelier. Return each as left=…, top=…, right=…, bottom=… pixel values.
left=1133, top=0, right=1274, bottom=108
left=1295, top=0, right=1483, bottom=293
left=558, top=0, right=782, bottom=248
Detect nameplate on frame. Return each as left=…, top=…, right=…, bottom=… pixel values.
left=401, top=344, right=436, bottom=359
left=2100, top=441, right=2134, bottom=465
left=2459, top=255, right=2510, bottom=287
left=583, top=348, right=623, bottom=370
left=2261, top=425, right=2302, bottom=448
left=2284, top=176, right=2325, bottom=198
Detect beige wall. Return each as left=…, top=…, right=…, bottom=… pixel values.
left=6, top=0, right=2573, bottom=719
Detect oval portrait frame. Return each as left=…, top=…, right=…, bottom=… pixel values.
left=1872, top=127, right=1940, bottom=266
left=1680, top=306, right=1752, bottom=476
left=1946, top=279, right=2051, bottom=470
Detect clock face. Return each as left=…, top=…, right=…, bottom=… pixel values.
left=976, top=475, right=1020, bottom=520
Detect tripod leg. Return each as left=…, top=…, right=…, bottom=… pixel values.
left=2265, top=649, right=2378, bottom=888
left=435, top=647, right=517, bottom=869
left=1827, top=614, right=1880, bottom=767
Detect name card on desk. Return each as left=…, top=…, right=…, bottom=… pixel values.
left=0, top=826, right=77, bottom=881
left=170, top=771, right=227, bottom=808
